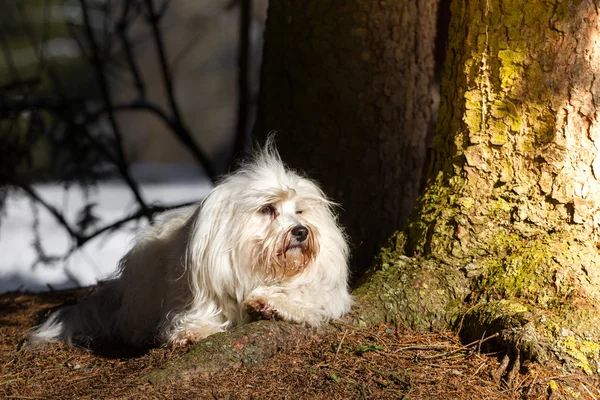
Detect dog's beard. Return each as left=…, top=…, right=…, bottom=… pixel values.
left=253, top=225, right=319, bottom=280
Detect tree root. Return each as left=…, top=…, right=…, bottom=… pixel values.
left=459, top=300, right=546, bottom=387
left=352, top=256, right=470, bottom=330
left=140, top=320, right=316, bottom=385
left=492, top=344, right=522, bottom=387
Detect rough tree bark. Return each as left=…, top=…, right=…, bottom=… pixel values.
left=358, top=0, right=600, bottom=379
left=254, top=1, right=439, bottom=273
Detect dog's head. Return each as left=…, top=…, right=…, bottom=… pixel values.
left=217, top=141, right=338, bottom=281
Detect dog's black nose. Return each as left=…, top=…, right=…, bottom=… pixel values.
left=291, top=225, right=309, bottom=242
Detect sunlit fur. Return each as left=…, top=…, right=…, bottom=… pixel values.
left=28, top=141, right=352, bottom=348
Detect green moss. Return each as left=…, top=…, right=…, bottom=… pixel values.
left=493, top=99, right=522, bottom=132
left=406, top=172, right=462, bottom=258
left=497, top=49, right=526, bottom=92
left=463, top=300, right=530, bottom=328
left=142, top=321, right=313, bottom=384
left=502, top=0, right=523, bottom=28
left=458, top=300, right=600, bottom=376
left=555, top=336, right=600, bottom=375
left=458, top=299, right=546, bottom=362
left=464, top=90, right=483, bottom=107
left=363, top=0, right=600, bottom=377
left=518, top=138, right=534, bottom=152
left=537, top=305, right=600, bottom=375
left=532, top=109, right=557, bottom=144
left=358, top=230, right=407, bottom=287
left=489, top=126, right=509, bottom=146
left=354, top=258, right=470, bottom=330
left=464, top=109, right=483, bottom=134
left=475, top=231, right=563, bottom=303
left=374, top=231, right=407, bottom=267
left=490, top=99, right=511, bottom=118
left=489, top=197, right=512, bottom=218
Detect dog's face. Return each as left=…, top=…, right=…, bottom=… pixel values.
left=251, top=188, right=321, bottom=281
left=240, top=182, right=324, bottom=280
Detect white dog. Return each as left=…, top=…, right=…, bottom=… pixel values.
left=28, top=141, right=351, bottom=348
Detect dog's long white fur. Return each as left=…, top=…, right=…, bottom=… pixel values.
left=28, top=141, right=352, bottom=348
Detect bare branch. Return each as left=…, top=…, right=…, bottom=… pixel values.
left=232, top=0, right=253, bottom=162
left=73, top=200, right=197, bottom=250
left=0, top=29, right=24, bottom=86
left=0, top=0, right=240, bottom=271
left=14, top=182, right=81, bottom=241
left=142, top=0, right=217, bottom=181
left=115, top=0, right=146, bottom=99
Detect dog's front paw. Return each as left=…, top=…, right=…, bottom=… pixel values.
left=243, top=298, right=282, bottom=322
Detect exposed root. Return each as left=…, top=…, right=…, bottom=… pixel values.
left=141, top=320, right=314, bottom=384
left=493, top=347, right=521, bottom=387
left=460, top=300, right=548, bottom=387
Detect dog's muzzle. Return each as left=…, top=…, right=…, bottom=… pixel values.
left=255, top=223, right=319, bottom=280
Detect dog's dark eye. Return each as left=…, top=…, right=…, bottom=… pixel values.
left=296, top=210, right=303, bottom=214
left=260, top=205, right=276, bottom=215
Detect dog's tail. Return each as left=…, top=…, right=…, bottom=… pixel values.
left=27, top=284, right=122, bottom=348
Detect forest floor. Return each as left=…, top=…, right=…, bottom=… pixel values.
left=1, top=289, right=599, bottom=400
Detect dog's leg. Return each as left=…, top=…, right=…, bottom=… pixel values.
left=165, top=324, right=225, bottom=346
left=243, top=284, right=351, bottom=327
left=158, top=306, right=230, bottom=346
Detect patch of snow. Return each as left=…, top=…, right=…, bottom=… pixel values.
left=0, top=166, right=212, bottom=293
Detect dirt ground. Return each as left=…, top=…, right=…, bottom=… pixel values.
left=1, top=289, right=599, bottom=399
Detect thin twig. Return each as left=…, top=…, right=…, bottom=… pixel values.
left=334, top=330, right=348, bottom=362
left=477, top=330, right=486, bottom=354
left=330, top=320, right=360, bottom=330
left=581, top=383, right=598, bottom=400
left=0, top=0, right=220, bottom=270
left=421, top=332, right=500, bottom=360
left=142, top=0, right=217, bottom=181
left=472, top=361, right=487, bottom=377
left=69, top=200, right=197, bottom=251
left=115, top=0, right=146, bottom=99
left=15, top=182, right=80, bottom=241
left=232, top=0, right=252, bottom=162
left=11, top=181, right=196, bottom=252
left=393, top=344, right=453, bottom=352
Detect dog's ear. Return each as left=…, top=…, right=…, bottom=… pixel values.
left=184, top=186, right=236, bottom=299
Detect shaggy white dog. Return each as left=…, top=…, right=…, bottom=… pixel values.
left=28, top=142, right=352, bottom=348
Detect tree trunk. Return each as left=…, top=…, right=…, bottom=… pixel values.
left=254, top=1, right=439, bottom=273
left=359, top=0, right=600, bottom=378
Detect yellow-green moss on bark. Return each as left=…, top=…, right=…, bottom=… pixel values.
left=474, top=231, right=577, bottom=303
left=353, top=256, right=469, bottom=330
